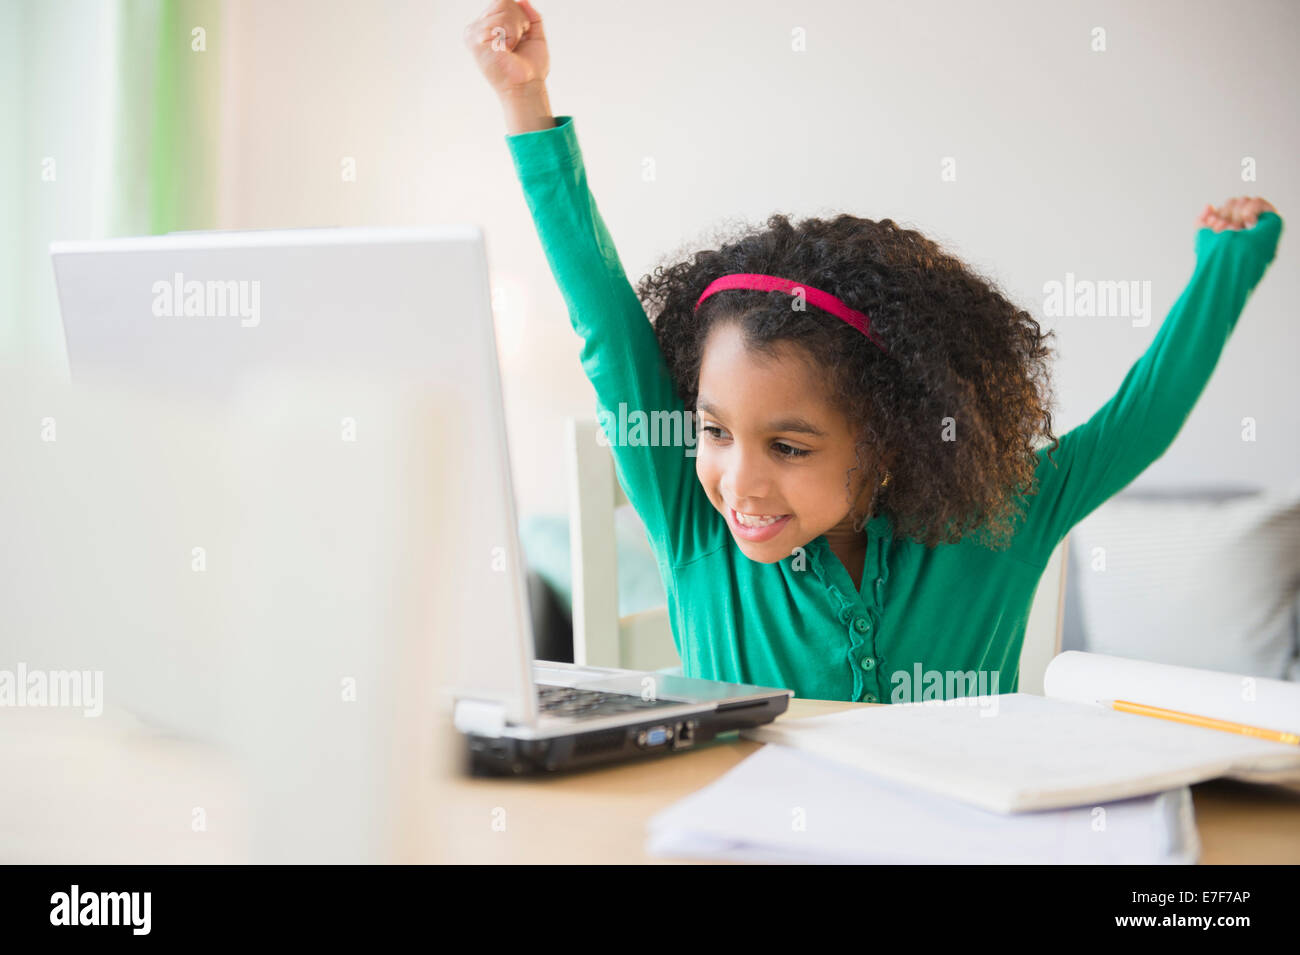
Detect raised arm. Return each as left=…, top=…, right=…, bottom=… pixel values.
left=1010, top=200, right=1284, bottom=565
left=464, top=0, right=714, bottom=568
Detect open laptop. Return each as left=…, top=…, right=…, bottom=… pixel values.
left=50, top=226, right=792, bottom=776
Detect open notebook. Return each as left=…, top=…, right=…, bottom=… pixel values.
left=742, top=652, right=1300, bottom=813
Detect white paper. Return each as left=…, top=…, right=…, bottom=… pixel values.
left=1044, top=651, right=1300, bottom=734
left=741, top=692, right=1300, bottom=812
left=646, top=743, right=1198, bottom=864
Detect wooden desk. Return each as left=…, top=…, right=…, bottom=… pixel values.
left=4, top=699, right=1297, bottom=863
left=434, top=698, right=1300, bottom=864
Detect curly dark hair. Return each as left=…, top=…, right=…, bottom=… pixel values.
left=634, top=212, right=1060, bottom=551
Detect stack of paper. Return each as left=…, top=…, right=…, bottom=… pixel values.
left=646, top=743, right=1199, bottom=864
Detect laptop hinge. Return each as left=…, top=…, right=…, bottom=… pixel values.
left=453, top=699, right=508, bottom=737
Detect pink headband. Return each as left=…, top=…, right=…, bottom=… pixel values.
left=693, top=273, right=889, bottom=355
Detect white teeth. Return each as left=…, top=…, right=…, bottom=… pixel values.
left=735, top=511, right=783, bottom=527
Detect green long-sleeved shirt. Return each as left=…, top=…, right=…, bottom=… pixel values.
left=505, top=115, right=1284, bottom=703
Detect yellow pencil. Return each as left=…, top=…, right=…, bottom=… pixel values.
left=1108, top=699, right=1299, bottom=746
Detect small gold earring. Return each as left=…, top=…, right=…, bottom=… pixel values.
left=880, top=470, right=891, bottom=488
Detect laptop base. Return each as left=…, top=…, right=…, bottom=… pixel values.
left=463, top=695, right=790, bottom=775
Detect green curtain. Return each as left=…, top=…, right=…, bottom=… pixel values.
left=2, top=0, right=223, bottom=375
left=119, top=0, right=223, bottom=236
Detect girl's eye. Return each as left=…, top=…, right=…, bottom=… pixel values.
left=701, top=426, right=811, bottom=460
left=774, top=443, right=811, bottom=460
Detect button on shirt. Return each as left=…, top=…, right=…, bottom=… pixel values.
left=505, top=116, right=1284, bottom=703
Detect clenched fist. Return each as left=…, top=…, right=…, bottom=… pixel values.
left=1197, top=197, right=1278, bottom=232
left=463, top=0, right=549, bottom=97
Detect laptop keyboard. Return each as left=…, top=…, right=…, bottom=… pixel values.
left=536, top=684, right=685, bottom=719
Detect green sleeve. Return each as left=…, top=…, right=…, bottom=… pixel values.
left=504, top=116, right=716, bottom=568
left=1012, top=211, right=1284, bottom=563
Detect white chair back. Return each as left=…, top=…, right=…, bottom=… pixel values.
left=565, top=418, right=680, bottom=671
left=1020, top=535, right=1069, bottom=695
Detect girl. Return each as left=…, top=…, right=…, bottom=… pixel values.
left=464, top=1, right=1284, bottom=703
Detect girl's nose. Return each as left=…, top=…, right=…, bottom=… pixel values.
left=722, top=448, right=774, bottom=504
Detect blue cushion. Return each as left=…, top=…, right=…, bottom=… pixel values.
left=518, top=508, right=667, bottom=619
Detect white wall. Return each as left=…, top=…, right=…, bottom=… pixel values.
left=32, top=0, right=1300, bottom=517
left=0, top=0, right=19, bottom=363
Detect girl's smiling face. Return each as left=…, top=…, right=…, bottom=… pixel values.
left=694, top=322, right=877, bottom=563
